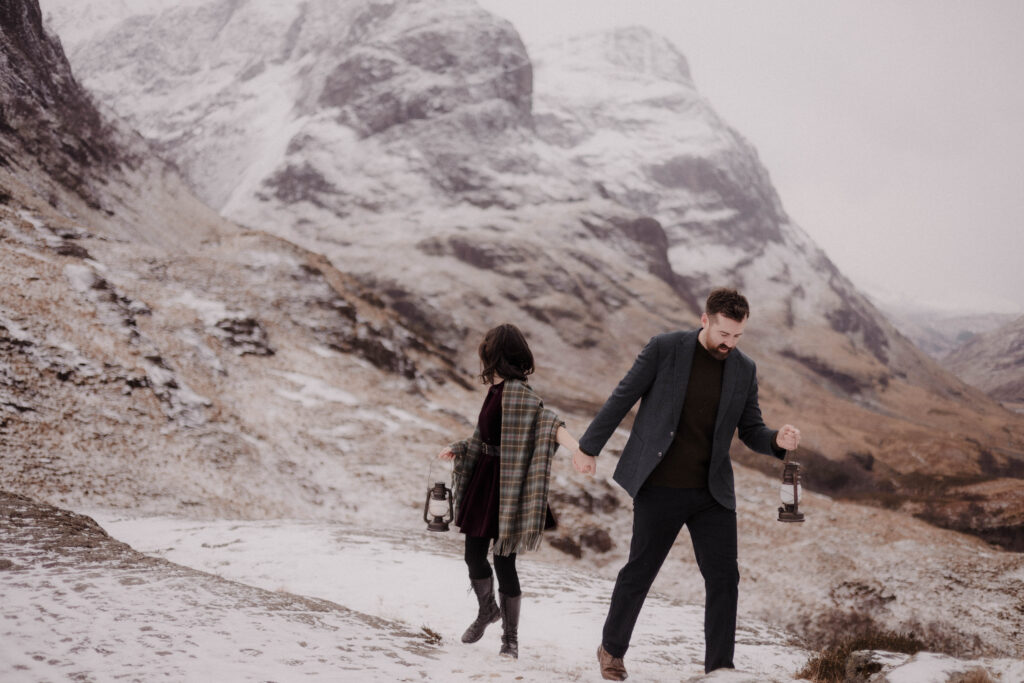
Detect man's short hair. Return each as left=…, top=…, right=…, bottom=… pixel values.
left=705, top=288, right=750, bottom=322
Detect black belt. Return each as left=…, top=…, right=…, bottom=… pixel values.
left=481, top=443, right=500, bottom=456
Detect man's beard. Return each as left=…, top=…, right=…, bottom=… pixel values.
left=708, top=344, right=732, bottom=360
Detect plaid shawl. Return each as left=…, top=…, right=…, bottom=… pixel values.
left=449, top=379, right=564, bottom=556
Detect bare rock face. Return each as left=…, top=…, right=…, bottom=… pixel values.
left=0, top=0, right=122, bottom=210
left=317, top=2, right=532, bottom=137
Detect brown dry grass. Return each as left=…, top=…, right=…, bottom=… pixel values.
left=794, top=608, right=985, bottom=682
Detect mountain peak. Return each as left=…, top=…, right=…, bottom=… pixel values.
left=536, top=25, right=692, bottom=86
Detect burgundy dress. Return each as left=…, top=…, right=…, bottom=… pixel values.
left=456, top=382, right=504, bottom=538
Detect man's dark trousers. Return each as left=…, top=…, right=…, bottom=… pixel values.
left=601, top=485, right=738, bottom=673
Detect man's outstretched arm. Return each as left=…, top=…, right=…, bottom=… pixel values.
left=578, top=335, right=660, bottom=457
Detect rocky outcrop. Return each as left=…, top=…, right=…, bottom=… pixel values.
left=1, top=0, right=233, bottom=249
left=0, top=0, right=124, bottom=209
left=318, top=3, right=532, bottom=137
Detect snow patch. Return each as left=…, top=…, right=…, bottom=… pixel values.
left=271, top=370, right=359, bottom=407
left=170, top=291, right=232, bottom=326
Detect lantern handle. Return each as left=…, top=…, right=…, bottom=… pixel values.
left=427, top=452, right=454, bottom=485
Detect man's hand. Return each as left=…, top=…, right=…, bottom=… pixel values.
left=438, top=447, right=455, bottom=461
left=572, top=447, right=596, bottom=475
left=776, top=424, right=801, bottom=451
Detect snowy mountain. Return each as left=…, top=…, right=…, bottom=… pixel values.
left=43, top=0, right=888, bottom=356
left=946, top=315, right=1024, bottom=412
left=871, top=297, right=1019, bottom=360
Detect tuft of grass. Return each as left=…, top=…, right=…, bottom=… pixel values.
left=797, top=627, right=926, bottom=682
left=951, top=669, right=995, bottom=683
left=420, top=625, right=442, bottom=646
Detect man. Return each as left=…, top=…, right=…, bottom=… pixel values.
left=571, top=288, right=801, bottom=679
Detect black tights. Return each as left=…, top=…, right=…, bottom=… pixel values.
left=464, top=535, right=521, bottom=597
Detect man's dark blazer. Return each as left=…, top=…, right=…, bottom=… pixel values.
left=579, top=328, right=784, bottom=510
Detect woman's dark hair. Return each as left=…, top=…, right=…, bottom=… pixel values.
left=478, top=323, right=535, bottom=385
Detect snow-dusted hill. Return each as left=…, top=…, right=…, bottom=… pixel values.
left=0, top=0, right=231, bottom=249
left=42, top=0, right=878, bottom=347
left=870, top=294, right=1019, bottom=360
left=946, top=315, right=1024, bottom=412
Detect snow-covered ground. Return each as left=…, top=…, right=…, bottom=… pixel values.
left=84, top=513, right=807, bottom=681
left=1, top=491, right=806, bottom=682
left=5, top=493, right=1024, bottom=682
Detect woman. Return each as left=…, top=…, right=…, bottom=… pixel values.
left=438, top=323, right=589, bottom=659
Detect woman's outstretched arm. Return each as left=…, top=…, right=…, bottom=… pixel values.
left=556, top=426, right=595, bottom=474
left=556, top=425, right=578, bottom=452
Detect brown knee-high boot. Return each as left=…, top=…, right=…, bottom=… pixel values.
left=462, top=576, right=500, bottom=643
left=499, top=592, right=521, bottom=658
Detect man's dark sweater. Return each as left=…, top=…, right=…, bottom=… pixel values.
left=646, top=339, right=723, bottom=488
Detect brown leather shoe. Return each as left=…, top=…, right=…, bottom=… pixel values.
left=597, top=644, right=628, bottom=680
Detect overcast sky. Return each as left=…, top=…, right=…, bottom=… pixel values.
left=478, top=0, right=1024, bottom=314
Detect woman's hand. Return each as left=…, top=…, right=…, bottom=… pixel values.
left=438, top=447, right=456, bottom=461
left=572, top=447, right=596, bottom=475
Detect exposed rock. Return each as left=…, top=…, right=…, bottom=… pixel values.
left=579, top=527, right=614, bottom=553
left=845, top=650, right=913, bottom=681
left=0, top=0, right=123, bottom=209
left=548, top=534, right=581, bottom=558
left=214, top=317, right=275, bottom=356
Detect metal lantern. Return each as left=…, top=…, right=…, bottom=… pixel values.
left=777, top=461, right=805, bottom=523
left=424, top=481, right=454, bottom=532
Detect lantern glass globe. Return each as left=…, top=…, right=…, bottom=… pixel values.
left=780, top=482, right=801, bottom=505
left=428, top=489, right=451, bottom=518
